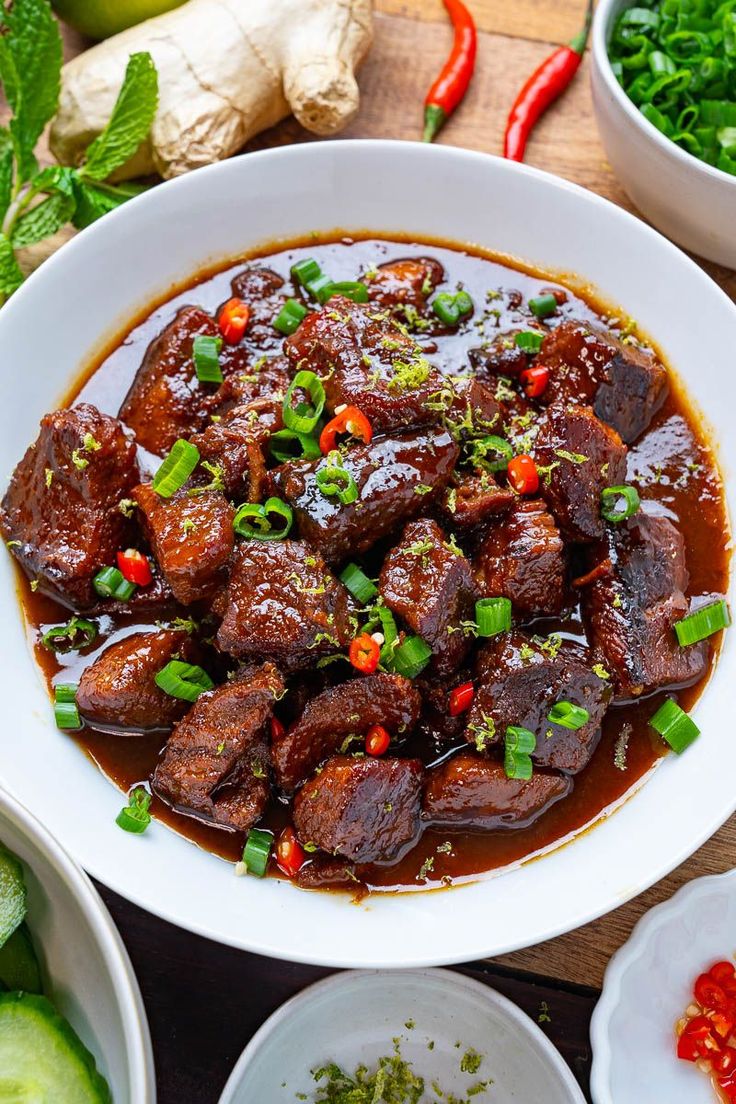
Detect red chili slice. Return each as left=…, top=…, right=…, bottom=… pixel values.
left=711, top=962, right=736, bottom=986
left=349, top=633, right=380, bottom=675
left=507, top=454, right=539, bottom=495
left=275, top=826, right=305, bottom=878
left=270, top=716, right=285, bottom=741
left=695, top=973, right=729, bottom=1013
left=366, top=724, right=390, bottom=756
left=520, top=365, right=549, bottom=398
left=116, top=548, right=152, bottom=587
left=218, top=297, right=251, bottom=344
left=677, top=1015, right=721, bottom=1062
left=449, top=681, right=474, bottom=716
left=714, top=1046, right=736, bottom=1077
left=319, top=406, right=372, bottom=454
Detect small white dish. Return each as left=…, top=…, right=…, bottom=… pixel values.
left=0, top=786, right=155, bottom=1103
left=591, top=0, right=736, bottom=266
left=590, top=869, right=736, bottom=1103
left=219, top=968, right=586, bottom=1103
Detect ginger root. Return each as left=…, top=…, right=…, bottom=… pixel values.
left=49, top=0, right=373, bottom=180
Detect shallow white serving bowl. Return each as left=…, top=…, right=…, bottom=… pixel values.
left=591, top=0, right=736, bottom=267
left=0, top=787, right=155, bottom=1102
left=0, top=140, right=733, bottom=967
left=590, top=869, right=736, bottom=1103
left=219, top=969, right=586, bottom=1103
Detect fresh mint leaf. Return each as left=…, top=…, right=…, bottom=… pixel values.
left=81, top=53, right=158, bottom=182
left=0, top=129, right=13, bottom=227
left=72, top=178, right=147, bottom=230
left=0, top=232, right=23, bottom=296
left=11, top=191, right=75, bottom=248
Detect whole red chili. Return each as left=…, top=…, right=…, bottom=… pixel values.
left=504, top=0, right=593, bottom=162
left=423, top=0, right=477, bottom=143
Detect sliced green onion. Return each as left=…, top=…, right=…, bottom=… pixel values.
left=620, top=6, right=660, bottom=28
left=327, top=280, right=369, bottom=303
left=674, top=599, right=731, bottom=646
left=600, top=484, right=641, bottom=522
left=504, top=725, right=536, bottom=781
left=233, top=497, right=293, bottom=541
left=282, top=369, right=326, bottom=434
left=547, top=701, right=590, bottom=730
left=92, top=566, right=136, bottom=602
left=291, top=257, right=322, bottom=287
left=378, top=606, right=399, bottom=666
left=505, top=724, right=536, bottom=755
left=315, top=453, right=358, bottom=505
left=54, top=683, right=81, bottom=730
left=476, top=597, right=512, bottom=637
left=192, top=334, right=223, bottom=384
left=242, top=827, right=273, bottom=877
left=339, top=563, right=378, bottom=604
left=41, top=616, right=98, bottom=653
left=152, top=439, right=200, bottom=498
left=392, top=635, right=432, bottom=679
left=274, top=298, right=309, bottom=335
left=515, top=330, right=544, bottom=353
left=528, top=294, right=557, bottom=319
left=432, top=290, right=474, bottom=326
left=504, top=750, right=533, bottom=780
left=269, top=429, right=322, bottom=464
left=154, top=660, right=214, bottom=702
left=305, top=274, right=336, bottom=304
left=469, top=435, right=514, bottom=473
left=116, top=786, right=152, bottom=834
left=649, top=697, right=700, bottom=754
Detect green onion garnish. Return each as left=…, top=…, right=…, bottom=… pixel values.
left=154, top=660, right=214, bottom=702
left=282, top=369, right=326, bottom=435
left=242, top=827, right=273, bottom=877
left=192, top=334, right=223, bottom=384
left=54, top=683, right=81, bottom=730
left=152, top=439, right=200, bottom=498
left=116, top=786, right=152, bottom=835
left=547, top=701, right=590, bottom=730
left=432, top=290, right=474, bottom=326
left=274, top=299, right=309, bottom=335
left=233, top=497, right=293, bottom=541
left=92, top=566, right=136, bottom=602
left=476, top=597, right=512, bottom=637
left=339, top=563, right=378, bottom=604
left=305, top=273, right=336, bottom=305
left=291, top=257, right=322, bottom=287
left=315, top=453, right=358, bottom=505
left=378, top=606, right=400, bottom=666
left=504, top=725, right=536, bottom=780
left=528, top=294, right=557, bottom=319
left=328, top=280, right=369, bottom=303
left=269, top=429, right=322, bottom=464
left=674, top=599, right=731, bottom=646
left=649, top=697, right=700, bottom=754
left=391, top=635, right=433, bottom=679
left=469, top=435, right=514, bottom=473
left=515, top=331, right=544, bottom=353
left=41, top=615, right=98, bottom=653
left=600, top=484, right=641, bottom=523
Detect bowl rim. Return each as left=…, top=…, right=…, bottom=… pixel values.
left=0, top=785, right=156, bottom=1102
left=591, top=0, right=736, bottom=188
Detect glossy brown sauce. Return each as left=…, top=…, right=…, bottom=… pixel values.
left=16, top=235, right=730, bottom=891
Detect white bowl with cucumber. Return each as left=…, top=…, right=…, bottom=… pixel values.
left=0, top=787, right=155, bottom=1102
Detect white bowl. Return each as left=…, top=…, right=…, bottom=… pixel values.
left=591, top=0, right=736, bottom=266
left=219, top=969, right=586, bottom=1103
left=0, top=787, right=155, bottom=1102
left=590, top=869, right=736, bottom=1104
left=0, top=140, right=733, bottom=967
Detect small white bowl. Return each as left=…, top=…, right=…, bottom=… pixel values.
left=219, top=968, right=586, bottom=1103
left=591, top=0, right=736, bottom=267
left=0, top=787, right=155, bottom=1103
left=590, top=869, right=736, bottom=1103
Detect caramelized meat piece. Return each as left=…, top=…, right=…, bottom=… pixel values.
left=272, top=428, right=459, bottom=563
left=422, top=753, right=571, bottom=829
left=473, top=498, right=565, bottom=617
left=153, top=662, right=282, bottom=831
left=229, top=266, right=288, bottom=350
left=285, top=295, right=445, bottom=432
left=538, top=321, right=668, bottom=443
left=468, top=631, right=611, bottom=774
left=534, top=404, right=628, bottom=542
left=77, top=629, right=198, bottom=733
left=379, top=518, right=478, bottom=677
left=272, top=673, right=420, bottom=793
left=365, top=256, right=444, bottom=312
left=445, top=376, right=504, bottom=439
left=468, top=332, right=532, bottom=380
left=217, top=540, right=353, bottom=668
left=119, top=307, right=220, bottom=455
left=1, top=404, right=138, bottom=609
left=188, top=404, right=270, bottom=501
left=293, top=756, right=423, bottom=863
left=295, top=855, right=359, bottom=890
left=438, top=471, right=514, bottom=530
left=211, top=356, right=291, bottom=416
left=580, top=512, right=708, bottom=698
left=135, top=483, right=235, bottom=605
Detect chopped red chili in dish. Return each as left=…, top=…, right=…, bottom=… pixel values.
left=319, top=405, right=372, bottom=454
left=275, top=826, right=306, bottom=878
left=366, top=724, right=391, bottom=756
left=506, top=454, right=539, bottom=495
left=677, top=960, right=736, bottom=1099
left=218, top=297, right=251, bottom=344
left=116, top=548, right=152, bottom=587
left=448, top=681, right=474, bottom=716
left=349, top=633, right=381, bottom=675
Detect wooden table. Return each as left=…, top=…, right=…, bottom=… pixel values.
left=28, top=4, right=736, bottom=1101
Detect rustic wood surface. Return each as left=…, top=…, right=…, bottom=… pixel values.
left=13, top=3, right=735, bottom=1098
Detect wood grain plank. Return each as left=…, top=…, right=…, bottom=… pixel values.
left=376, top=0, right=587, bottom=45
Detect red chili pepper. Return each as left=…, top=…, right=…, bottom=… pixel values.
left=366, top=724, right=391, bottom=756
left=696, top=973, right=729, bottom=1013
left=718, top=1069, right=736, bottom=1100
left=507, top=454, right=539, bottom=495
left=319, top=405, right=372, bottom=454
left=711, top=962, right=736, bottom=986
left=270, top=716, right=285, bottom=741
left=520, top=365, right=549, bottom=398
left=116, top=548, right=152, bottom=587
left=714, top=1046, right=736, bottom=1077
left=275, top=826, right=305, bottom=878
left=423, top=0, right=477, bottom=143
left=504, top=0, right=594, bottom=162
left=711, top=1009, right=736, bottom=1040
left=677, top=1015, right=721, bottom=1062
left=349, top=633, right=380, bottom=675
left=449, top=681, right=474, bottom=716
left=218, top=298, right=251, bottom=344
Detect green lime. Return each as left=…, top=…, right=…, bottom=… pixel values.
left=52, top=0, right=188, bottom=39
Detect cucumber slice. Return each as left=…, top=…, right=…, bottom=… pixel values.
left=0, top=845, right=26, bottom=948
left=0, top=924, right=42, bottom=993
left=0, top=992, right=112, bottom=1103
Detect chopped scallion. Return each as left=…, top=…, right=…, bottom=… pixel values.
left=391, top=635, right=432, bottom=679
left=192, top=334, right=223, bottom=384
left=476, top=597, right=512, bottom=637
left=547, top=701, right=590, bottom=730
left=600, top=484, right=640, bottom=523
left=41, top=616, right=98, bottom=653
left=152, top=439, right=200, bottom=498
left=290, top=257, right=322, bottom=287
left=242, top=827, right=273, bottom=877
left=674, top=599, right=731, bottom=646
left=282, top=369, right=326, bottom=434
left=528, top=294, right=557, bottom=319
left=515, top=330, right=544, bottom=353
left=315, top=453, right=359, bottom=505
left=155, top=660, right=214, bottom=702
left=504, top=725, right=536, bottom=780
left=116, top=786, right=152, bottom=834
left=274, top=299, right=308, bottom=335
left=233, top=497, right=293, bottom=541
left=432, top=290, right=474, bottom=326
left=269, top=429, right=322, bottom=464
left=92, top=566, right=136, bottom=602
left=649, top=697, right=700, bottom=754
left=54, top=683, right=81, bottom=730
left=339, top=563, right=378, bottom=604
